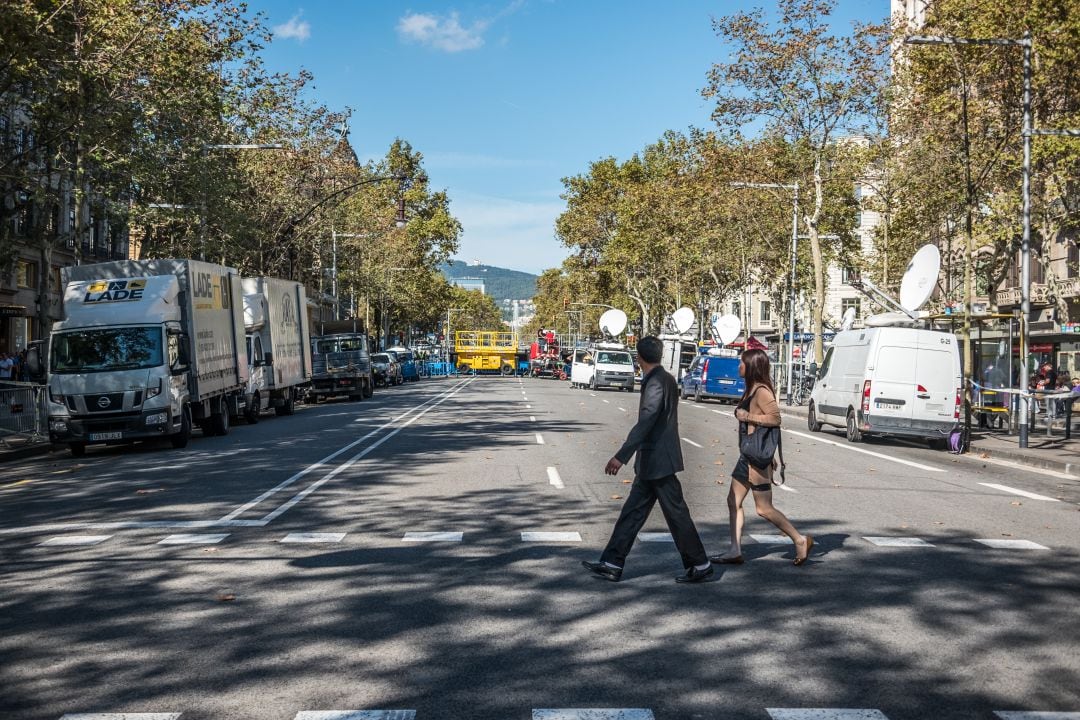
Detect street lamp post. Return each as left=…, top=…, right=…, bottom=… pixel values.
left=731, top=181, right=800, bottom=405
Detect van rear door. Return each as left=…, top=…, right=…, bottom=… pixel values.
left=869, top=343, right=917, bottom=427
left=914, top=333, right=959, bottom=422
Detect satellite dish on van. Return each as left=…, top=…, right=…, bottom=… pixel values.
left=865, top=312, right=920, bottom=328
left=840, top=306, right=857, bottom=332
left=899, top=244, right=941, bottom=313
left=671, top=306, right=695, bottom=334
left=598, top=308, right=627, bottom=337
left=712, top=314, right=742, bottom=345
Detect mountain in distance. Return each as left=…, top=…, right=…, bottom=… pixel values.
left=439, top=259, right=537, bottom=303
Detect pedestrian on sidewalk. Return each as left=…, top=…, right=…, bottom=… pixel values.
left=581, top=335, right=714, bottom=584
left=713, top=348, right=814, bottom=567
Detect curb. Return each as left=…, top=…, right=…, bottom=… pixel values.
left=0, top=441, right=62, bottom=463
left=968, top=442, right=1080, bottom=477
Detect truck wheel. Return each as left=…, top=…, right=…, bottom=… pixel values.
left=69, top=442, right=86, bottom=458
left=363, top=379, right=373, bottom=398
left=807, top=403, right=823, bottom=432
left=275, top=389, right=295, bottom=416
left=211, top=401, right=230, bottom=436
left=245, top=393, right=260, bottom=424
left=845, top=410, right=862, bottom=443
left=170, top=407, right=191, bottom=448
left=501, top=363, right=514, bottom=376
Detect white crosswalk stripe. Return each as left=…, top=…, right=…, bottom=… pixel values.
left=294, top=712, right=416, bottom=720
left=534, top=711, right=654, bottom=720
left=157, top=534, right=229, bottom=545
left=863, top=537, right=935, bottom=547
left=402, top=532, right=463, bottom=542
left=60, top=715, right=182, bottom=720
left=994, top=713, right=1080, bottom=719
left=39, top=535, right=112, bottom=546
left=521, top=531, right=581, bottom=542
left=975, top=539, right=1050, bottom=550
left=767, top=710, right=890, bottom=720
left=281, top=533, right=346, bottom=543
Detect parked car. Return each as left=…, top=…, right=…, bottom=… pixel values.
left=680, top=349, right=744, bottom=403
left=386, top=346, right=420, bottom=381
left=371, top=352, right=403, bottom=387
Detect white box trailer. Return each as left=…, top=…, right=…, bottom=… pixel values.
left=242, top=277, right=312, bottom=421
left=43, top=259, right=249, bottom=456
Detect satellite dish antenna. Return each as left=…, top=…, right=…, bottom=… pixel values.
left=671, top=306, right=695, bottom=334
left=598, top=308, right=627, bottom=337
left=712, top=314, right=742, bottom=346
left=899, top=244, right=941, bottom=313
left=840, top=306, right=857, bottom=332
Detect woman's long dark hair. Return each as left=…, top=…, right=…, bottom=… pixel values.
left=740, top=348, right=774, bottom=401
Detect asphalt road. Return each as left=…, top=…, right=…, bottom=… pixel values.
left=1, top=375, right=1078, bottom=720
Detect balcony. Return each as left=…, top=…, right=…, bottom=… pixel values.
left=996, top=284, right=1049, bottom=306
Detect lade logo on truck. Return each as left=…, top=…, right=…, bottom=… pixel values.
left=83, top=279, right=147, bottom=303
left=193, top=272, right=231, bottom=310
left=279, top=293, right=297, bottom=329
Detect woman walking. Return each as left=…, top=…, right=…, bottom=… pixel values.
left=712, top=348, right=813, bottom=566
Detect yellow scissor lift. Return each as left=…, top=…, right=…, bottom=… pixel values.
left=454, top=331, right=519, bottom=375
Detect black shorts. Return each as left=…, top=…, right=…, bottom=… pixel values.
left=731, top=455, right=772, bottom=492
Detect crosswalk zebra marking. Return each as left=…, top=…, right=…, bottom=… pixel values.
left=402, top=532, right=463, bottom=542
left=157, top=534, right=229, bottom=545
left=767, top=710, right=890, bottom=720
left=294, top=712, right=416, bottom=720
left=975, top=539, right=1050, bottom=550
left=533, top=711, right=654, bottom=720
left=863, top=537, right=935, bottom=548
left=39, top=535, right=112, bottom=547
left=280, top=533, right=346, bottom=543
left=521, top=531, right=581, bottom=542
left=639, top=532, right=674, bottom=543
left=60, top=715, right=182, bottom=720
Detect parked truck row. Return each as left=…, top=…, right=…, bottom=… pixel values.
left=32, top=259, right=376, bottom=457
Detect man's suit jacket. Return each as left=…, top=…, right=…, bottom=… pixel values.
left=614, top=365, right=684, bottom=480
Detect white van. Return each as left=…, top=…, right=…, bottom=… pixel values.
left=570, top=344, right=635, bottom=391
left=807, top=326, right=961, bottom=445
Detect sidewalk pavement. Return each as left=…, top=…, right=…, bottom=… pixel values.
left=0, top=434, right=61, bottom=463
left=777, top=395, right=1080, bottom=478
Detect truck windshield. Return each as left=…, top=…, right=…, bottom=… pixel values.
left=51, top=326, right=164, bottom=374
left=314, top=337, right=366, bottom=353
left=597, top=352, right=632, bottom=365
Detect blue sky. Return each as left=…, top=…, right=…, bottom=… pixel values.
left=254, top=1, right=888, bottom=275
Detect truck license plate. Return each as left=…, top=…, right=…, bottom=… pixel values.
left=89, top=432, right=122, bottom=441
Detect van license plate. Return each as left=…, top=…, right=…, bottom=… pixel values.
left=877, top=403, right=901, bottom=410
left=89, top=432, right=122, bottom=441
left=718, top=379, right=734, bottom=385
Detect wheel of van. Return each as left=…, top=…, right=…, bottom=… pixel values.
left=211, top=401, right=230, bottom=436
left=69, top=442, right=86, bottom=458
left=245, top=393, right=260, bottom=424
left=845, top=410, right=862, bottom=443
left=589, top=376, right=597, bottom=391
left=276, top=389, right=295, bottom=416
left=170, top=407, right=191, bottom=448
left=807, top=403, right=823, bottom=432
left=694, top=385, right=703, bottom=403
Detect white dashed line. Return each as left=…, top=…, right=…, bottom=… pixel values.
left=281, top=533, right=346, bottom=543
left=995, top=712, right=1080, bottom=719
left=775, top=483, right=798, bottom=493
left=681, top=438, right=703, bottom=448
left=521, top=531, right=581, bottom=542
left=534, top=711, right=654, bottom=720
left=767, top=711, right=890, bottom=720
left=783, top=428, right=944, bottom=473
left=618, top=407, right=627, bottom=412
left=530, top=415, right=536, bottom=422
left=602, top=399, right=609, bottom=404
left=639, top=532, right=674, bottom=543
left=295, top=712, right=417, bottom=720
left=974, top=538, right=1050, bottom=550
left=402, top=532, right=463, bottom=542
left=536, top=433, right=545, bottom=444
left=863, top=536, right=934, bottom=547
left=978, top=483, right=1061, bottom=502
left=526, top=404, right=532, bottom=409
left=547, top=466, right=564, bottom=489
left=61, top=715, right=183, bottom=720
left=39, top=535, right=112, bottom=547
left=711, top=409, right=726, bottom=415
left=158, top=533, right=229, bottom=545
left=749, top=534, right=793, bottom=544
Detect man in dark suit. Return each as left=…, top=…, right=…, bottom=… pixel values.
left=582, top=335, right=713, bottom=583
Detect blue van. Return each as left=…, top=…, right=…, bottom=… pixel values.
left=680, top=350, right=745, bottom=402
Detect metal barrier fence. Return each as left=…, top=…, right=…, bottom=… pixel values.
left=422, top=361, right=459, bottom=377
left=0, top=382, right=48, bottom=448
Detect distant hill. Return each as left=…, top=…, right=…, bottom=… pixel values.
left=440, top=260, right=537, bottom=302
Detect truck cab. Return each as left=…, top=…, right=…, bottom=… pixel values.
left=309, top=333, right=373, bottom=401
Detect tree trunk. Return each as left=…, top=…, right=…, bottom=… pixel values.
left=808, top=154, right=826, bottom=365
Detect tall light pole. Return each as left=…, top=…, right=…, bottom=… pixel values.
left=731, top=181, right=800, bottom=404
left=200, top=143, right=284, bottom=261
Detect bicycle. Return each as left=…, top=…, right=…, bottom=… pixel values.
left=792, top=371, right=815, bottom=406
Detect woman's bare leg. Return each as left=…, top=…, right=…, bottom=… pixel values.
left=751, top=489, right=810, bottom=561
left=724, top=479, right=751, bottom=557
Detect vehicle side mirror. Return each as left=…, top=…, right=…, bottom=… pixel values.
left=172, top=334, right=191, bottom=373
left=809, top=362, right=819, bottom=377
left=263, top=351, right=274, bottom=366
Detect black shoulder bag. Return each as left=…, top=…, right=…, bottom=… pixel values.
left=739, top=389, right=787, bottom=485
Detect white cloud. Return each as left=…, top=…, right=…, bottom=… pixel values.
left=397, top=11, right=488, bottom=52
left=273, top=13, right=311, bottom=42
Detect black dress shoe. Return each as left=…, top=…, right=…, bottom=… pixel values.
left=675, top=564, right=715, bottom=583
left=582, top=560, right=622, bottom=582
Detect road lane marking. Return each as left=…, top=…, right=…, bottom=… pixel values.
left=711, top=409, right=726, bottom=415
left=776, top=483, right=798, bottom=493
left=783, top=428, right=944, bottom=473
left=618, top=407, right=627, bottom=412
left=863, top=536, right=934, bottom=547
left=978, top=482, right=1061, bottom=502
left=39, top=535, right=112, bottom=547
left=295, top=712, right=417, bottom=720
left=523, top=397, right=529, bottom=401
left=602, top=399, right=609, bottom=404
left=975, top=538, right=1050, bottom=550
left=767, top=711, right=890, bottom=720
left=530, top=415, right=536, bottom=422
left=547, top=467, right=564, bottom=489
left=2, top=519, right=265, bottom=535
left=749, top=534, right=793, bottom=544
left=158, top=533, right=229, bottom=545
left=536, top=433, right=545, bottom=444
left=258, top=379, right=475, bottom=524
left=281, top=532, right=346, bottom=543
left=590, top=393, right=597, bottom=397
left=402, top=532, right=462, bottom=542
left=639, top=532, right=674, bottom=542
left=526, top=404, right=532, bottom=409
left=534, top=711, right=654, bottom=720
left=521, top=531, right=581, bottom=542
left=61, top=715, right=183, bottom=720
left=681, top=437, right=703, bottom=448
left=995, top=713, right=1080, bottom=719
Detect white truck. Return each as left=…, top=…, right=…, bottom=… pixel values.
left=241, top=277, right=312, bottom=422
left=40, top=259, right=249, bottom=456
